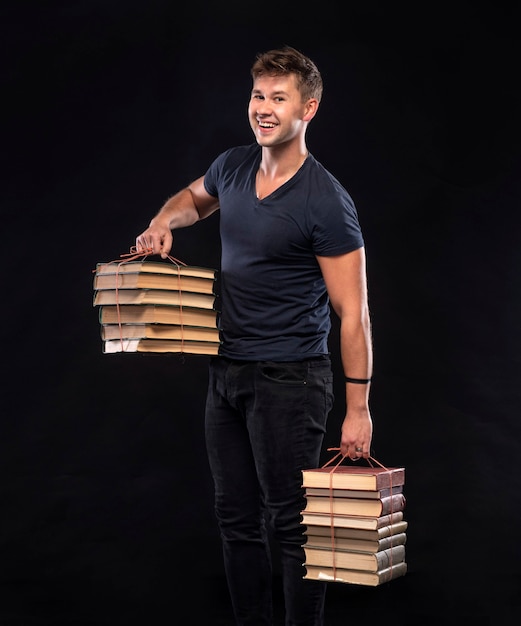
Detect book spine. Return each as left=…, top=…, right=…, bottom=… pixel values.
left=380, top=493, right=406, bottom=516
left=376, top=561, right=407, bottom=584
left=375, top=545, right=406, bottom=570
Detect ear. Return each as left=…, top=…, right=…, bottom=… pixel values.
left=303, top=98, right=319, bottom=122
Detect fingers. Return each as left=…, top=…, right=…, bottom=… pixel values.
left=135, top=230, right=173, bottom=259
left=135, top=234, right=151, bottom=253
left=340, top=413, right=373, bottom=461
left=340, top=442, right=369, bottom=461
left=350, top=445, right=365, bottom=462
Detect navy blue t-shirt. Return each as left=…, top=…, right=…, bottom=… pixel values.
left=204, top=143, right=364, bottom=361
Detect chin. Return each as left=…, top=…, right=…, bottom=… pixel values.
left=256, top=134, right=278, bottom=148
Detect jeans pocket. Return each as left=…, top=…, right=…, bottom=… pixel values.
left=258, top=361, right=307, bottom=385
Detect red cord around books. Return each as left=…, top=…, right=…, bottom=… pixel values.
left=323, top=448, right=382, bottom=470
left=320, top=448, right=399, bottom=579
left=93, top=247, right=189, bottom=349
left=93, top=246, right=188, bottom=273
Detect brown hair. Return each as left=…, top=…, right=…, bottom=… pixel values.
left=250, top=45, right=323, bottom=103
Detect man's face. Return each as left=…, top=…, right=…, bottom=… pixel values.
left=248, top=73, right=312, bottom=148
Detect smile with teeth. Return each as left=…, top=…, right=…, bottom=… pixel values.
left=259, top=122, right=277, bottom=128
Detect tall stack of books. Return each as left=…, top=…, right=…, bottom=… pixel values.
left=93, top=259, right=221, bottom=355
left=301, top=463, right=407, bottom=586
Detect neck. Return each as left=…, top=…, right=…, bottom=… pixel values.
left=255, top=145, right=309, bottom=200
left=258, top=144, right=309, bottom=178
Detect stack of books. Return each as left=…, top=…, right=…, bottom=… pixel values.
left=301, top=463, right=407, bottom=586
left=93, top=259, right=221, bottom=355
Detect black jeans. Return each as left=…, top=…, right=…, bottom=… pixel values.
left=205, top=356, right=334, bottom=626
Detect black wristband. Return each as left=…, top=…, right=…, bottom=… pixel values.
left=344, top=376, right=372, bottom=384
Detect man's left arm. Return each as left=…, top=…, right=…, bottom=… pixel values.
left=316, top=247, right=373, bottom=459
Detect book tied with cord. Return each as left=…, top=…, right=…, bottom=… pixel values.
left=93, top=255, right=221, bottom=356
left=301, top=455, right=407, bottom=587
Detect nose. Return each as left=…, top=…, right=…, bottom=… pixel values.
left=255, top=99, right=271, bottom=116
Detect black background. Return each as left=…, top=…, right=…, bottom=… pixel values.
left=2, top=1, right=521, bottom=624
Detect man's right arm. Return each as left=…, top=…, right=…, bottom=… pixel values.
left=135, top=175, right=219, bottom=259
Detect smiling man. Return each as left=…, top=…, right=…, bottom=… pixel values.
left=135, top=46, right=373, bottom=625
